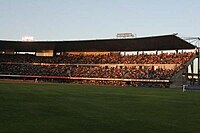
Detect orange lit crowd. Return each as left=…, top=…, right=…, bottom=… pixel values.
left=0, top=52, right=194, bottom=64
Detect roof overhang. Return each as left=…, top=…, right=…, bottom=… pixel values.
left=0, top=35, right=196, bottom=52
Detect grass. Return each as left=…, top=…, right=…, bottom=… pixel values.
left=0, top=82, right=200, bottom=133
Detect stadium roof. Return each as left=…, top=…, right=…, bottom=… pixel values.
left=0, top=35, right=196, bottom=52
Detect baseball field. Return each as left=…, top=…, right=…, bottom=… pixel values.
left=0, top=82, right=200, bottom=133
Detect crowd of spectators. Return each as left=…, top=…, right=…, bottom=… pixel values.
left=0, top=52, right=194, bottom=64
left=0, top=64, right=174, bottom=80
left=0, top=52, right=195, bottom=87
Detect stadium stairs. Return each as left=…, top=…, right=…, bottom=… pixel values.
left=170, top=54, right=197, bottom=88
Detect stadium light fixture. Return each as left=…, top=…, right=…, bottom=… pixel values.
left=116, top=33, right=136, bottom=39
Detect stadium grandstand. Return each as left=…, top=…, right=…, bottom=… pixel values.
left=0, top=34, right=198, bottom=88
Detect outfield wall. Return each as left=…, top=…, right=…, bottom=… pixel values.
left=0, top=74, right=170, bottom=83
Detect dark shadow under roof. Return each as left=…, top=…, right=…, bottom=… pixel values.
left=0, top=35, right=196, bottom=52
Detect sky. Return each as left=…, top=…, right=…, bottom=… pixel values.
left=0, top=0, right=200, bottom=40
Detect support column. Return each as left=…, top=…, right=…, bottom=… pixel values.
left=190, top=62, right=194, bottom=85
left=198, top=48, right=200, bottom=85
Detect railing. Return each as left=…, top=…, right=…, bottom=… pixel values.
left=0, top=62, right=179, bottom=70
left=0, top=74, right=170, bottom=83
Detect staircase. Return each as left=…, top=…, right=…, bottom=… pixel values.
left=170, top=54, right=197, bottom=88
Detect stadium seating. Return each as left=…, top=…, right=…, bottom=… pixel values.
left=0, top=52, right=195, bottom=87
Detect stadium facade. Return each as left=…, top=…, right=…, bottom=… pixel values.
left=0, top=34, right=198, bottom=88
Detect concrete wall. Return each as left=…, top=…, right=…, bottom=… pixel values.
left=36, top=50, right=54, bottom=57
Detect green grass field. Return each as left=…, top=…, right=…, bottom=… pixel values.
left=0, top=82, right=200, bottom=133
